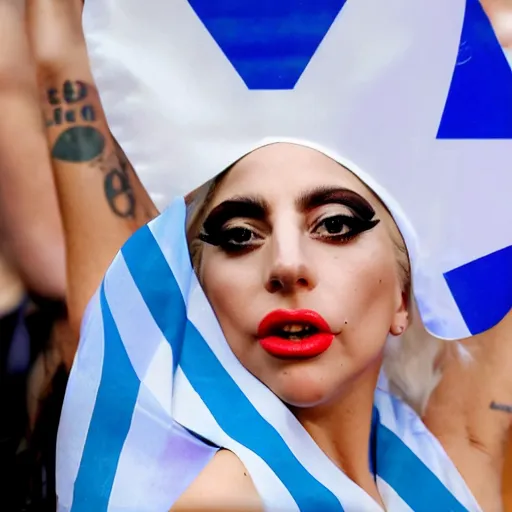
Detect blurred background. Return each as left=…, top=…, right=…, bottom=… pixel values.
left=0, top=0, right=510, bottom=510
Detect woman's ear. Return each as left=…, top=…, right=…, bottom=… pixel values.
left=390, top=290, right=409, bottom=336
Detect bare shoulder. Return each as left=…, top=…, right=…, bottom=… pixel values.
left=170, top=449, right=263, bottom=512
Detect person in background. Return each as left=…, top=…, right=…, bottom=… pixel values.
left=0, top=243, right=70, bottom=511
left=0, top=253, right=27, bottom=511
left=0, top=0, right=66, bottom=303
left=0, top=1, right=69, bottom=508
left=0, top=0, right=156, bottom=510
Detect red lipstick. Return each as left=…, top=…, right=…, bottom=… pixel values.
left=257, top=309, right=334, bottom=358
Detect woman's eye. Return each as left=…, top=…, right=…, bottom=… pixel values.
left=314, top=215, right=352, bottom=237
left=199, top=223, right=263, bottom=253
left=317, top=216, right=350, bottom=236
left=224, top=227, right=254, bottom=244
left=312, top=214, right=379, bottom=242
left=216, top=226, right=263, bottom=253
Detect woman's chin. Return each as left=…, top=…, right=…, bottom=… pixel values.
left=280, top=392, right=331, bottom=409
left=266, top=366, right=342, bottom=409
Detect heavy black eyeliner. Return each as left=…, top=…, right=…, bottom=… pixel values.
left=311, top=213, right=380, bottom=243
left=201, top=197, right=268, bottom=246
left=326, top=219, right=380, bottom=242
left=200, top=188, right=380, bottom=248
left=297, top=187, right=377, bottom=221
left=200, top=226, right=261, bottom=252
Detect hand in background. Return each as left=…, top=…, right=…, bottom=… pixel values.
left=27, top=0, right=87, bottom=79
left=0, top=0, right=66, bottom=299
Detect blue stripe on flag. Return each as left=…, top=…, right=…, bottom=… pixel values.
left=71, top=283, right=140, bottom=512
left=124, top=222, right=344, bottom=512
left=437, top=0, right=512, bottom=138
left=122, top=225, right=188, bottom=373
left=444, top=245, right=512, bottom=335
left=181, top=323, right=344, bottom=512
left=188, top=0, right=347, bottom=89
left=375, top=421, right=468, bottom=512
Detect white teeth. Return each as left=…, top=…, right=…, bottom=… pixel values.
left=281, top=324, right=312, bottom=333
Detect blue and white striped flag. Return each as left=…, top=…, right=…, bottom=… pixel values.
left=58, top=198, right=483, bottom=511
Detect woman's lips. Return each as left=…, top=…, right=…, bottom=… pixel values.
left=257, top=309, right=334, bottom=358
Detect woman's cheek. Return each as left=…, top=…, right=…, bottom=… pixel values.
left=202, top=257, right=253, bottom=322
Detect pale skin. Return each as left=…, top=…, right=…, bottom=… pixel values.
left=173, top=144, right=511, bottom=512
left=0, top=0, right=66, bottom=299
left=481, top=0, right=512, bottom=48
left=25, top=0, right=158, bottom=345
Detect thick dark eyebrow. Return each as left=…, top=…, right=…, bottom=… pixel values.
left=296, top=186, right=377, bottom=220
left=202, top=196, right=268, bottom=233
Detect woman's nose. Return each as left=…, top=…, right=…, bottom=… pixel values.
left=264, top=227, right=317, bottom=295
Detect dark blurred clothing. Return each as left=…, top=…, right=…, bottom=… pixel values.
left=1, top=298, right=68, bottom=512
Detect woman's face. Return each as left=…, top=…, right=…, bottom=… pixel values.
left=198, top=143, right=408, bottom=408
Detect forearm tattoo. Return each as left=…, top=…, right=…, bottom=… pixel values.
left=100, top=152, right=136, bottom=219
left=46, top=80, right=136, bottom=219
left=47, top=80, right=104, bottom=162
left=489, top=401, right=512, bottom=413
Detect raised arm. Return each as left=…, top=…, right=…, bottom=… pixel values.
left=424, top=309, right=512, bottom=509
left=27, top=0, right=158, bottom=338
left=425, top=3, right=512, bottom=508
left=0, top=0, right=65, bottom=299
